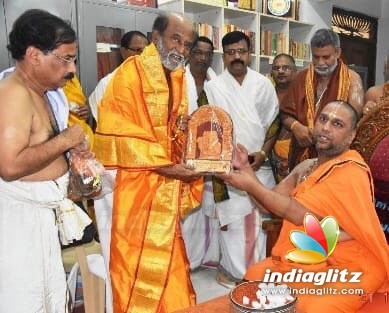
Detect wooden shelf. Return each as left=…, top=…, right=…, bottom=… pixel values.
left=158, top=0, right=313, bottom=74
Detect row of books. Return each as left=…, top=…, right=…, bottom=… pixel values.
left=260, top=30, right=287, bottom=56
left=290, top=41, right=310, bottom=60
left=192, top=23, right=309, bottom=60
left=186, top=0, right=255, bottom=10
left=223, top=24, right=256, bottom=53
left=193, top=23, right=220, bottom=50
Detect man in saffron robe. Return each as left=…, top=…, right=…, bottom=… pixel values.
left=94, top=13, right=202, bottom=313
left=281, top=29, right=364, bottom=169
left=219, top=100, right=389, bottom=312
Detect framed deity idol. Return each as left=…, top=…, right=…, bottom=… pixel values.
left=185, top=106, right=234, bottom=174
left=262, top=0, right=297, bottom=20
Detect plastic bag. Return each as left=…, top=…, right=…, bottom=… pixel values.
left=68, top=140, right=115, bottom=200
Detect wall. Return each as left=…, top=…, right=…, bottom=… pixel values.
left=0, top=1, right=9, bottom=70
left=376, top=0, right=389, bottom=84
left=299, top=0, right=331, bottom=32
left=331, top=0, right=381, bottom=18
left=300, top=0, right=385, bottom=84
left=0, top=0, right=77, bottom=69
left=0, top=0, right=386, bottom=84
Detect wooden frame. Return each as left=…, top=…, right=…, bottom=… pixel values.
left=262, top=0, right=297, bottom=20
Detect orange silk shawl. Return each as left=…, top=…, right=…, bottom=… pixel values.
left=94, top=44, right=202, bottom=313
left=246, top=150, right=389, bottom=312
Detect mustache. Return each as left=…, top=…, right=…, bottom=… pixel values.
left=231, top=60, right=244, bottom=66
left=64, top=72, right=75, bottom=80
left=168, top=51, right=185, bottom=63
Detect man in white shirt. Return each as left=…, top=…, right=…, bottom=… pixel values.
left=88, top=30, right=148, bottom=121
left=181, top=36, right=219, bottom=270
left=204, top=31, right=279, bottom=286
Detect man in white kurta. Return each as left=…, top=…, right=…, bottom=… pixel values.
left=204, top=31, right=279, bottom=283
left=89, top=31, right=148, bottom=121
left=180, top=37, right=219, bottom=270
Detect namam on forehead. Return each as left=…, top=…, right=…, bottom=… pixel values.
left=326, top=104, right=343, bottom=120
left=321, top=101, right=355, bottom=126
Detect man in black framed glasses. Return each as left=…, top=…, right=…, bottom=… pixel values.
left=89, top=30, right=149, bottom=122
left=203, top=31, right=279, bottom=287
left=270, top=53, right=297, bottom=183
left=120, top=30, right=149, bottom=61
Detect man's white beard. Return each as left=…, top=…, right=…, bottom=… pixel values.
left=314, top=59, right=338, bottom=76
left=157, top=38, right=185, bottom=71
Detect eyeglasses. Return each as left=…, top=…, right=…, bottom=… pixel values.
left=127, top=47, right=144, bottom=54
left=48, top=51, right=77, bottom=64
left=224, top=48, right=249, bottom=56
left=272, top=65, right=294, bottom=72
left=191, top=50, right=213, bottom=58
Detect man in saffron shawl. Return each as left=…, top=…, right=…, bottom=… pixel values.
left=219, top=100, right=389, bottom=313
left=281, top=29, right=364, bottom=169
left=94, top=13, right=202, bottom=313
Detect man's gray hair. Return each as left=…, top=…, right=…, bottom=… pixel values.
left=310, top=29, right=340, bottom=49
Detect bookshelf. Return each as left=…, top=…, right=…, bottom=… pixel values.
left=159, top=0, right=313, bottom=75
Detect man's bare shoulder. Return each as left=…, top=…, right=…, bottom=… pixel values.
left=0, top=75, right=32, bottom=113
left=349, top=69, right=363, bottom=84
left=365, top=84, right=384, bottom=102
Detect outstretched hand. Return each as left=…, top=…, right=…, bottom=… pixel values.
left=155, top=163, right=202, bottom=183
left=232, top=143, right=251, bottom=170
left=216, top=143, right=259, bottom=192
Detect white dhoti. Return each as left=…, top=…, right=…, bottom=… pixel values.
left=204, top=68, right=279, bottom=279
left=0, top=174, right=71, bottom=313
left=181, top=65, right=220, bottom=270
left=93, top=169, right=116, bottom=313
left=181, top=178, right=220, bottom=269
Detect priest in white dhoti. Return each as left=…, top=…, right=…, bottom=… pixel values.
left=0, top=10, right=91, bottom=312
left=203, top=31, right=279, bottom=285
left=180, top=37, right=219, bottom=270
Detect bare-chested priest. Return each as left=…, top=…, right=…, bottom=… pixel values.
left=0, top=9, right=87, bottom=313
